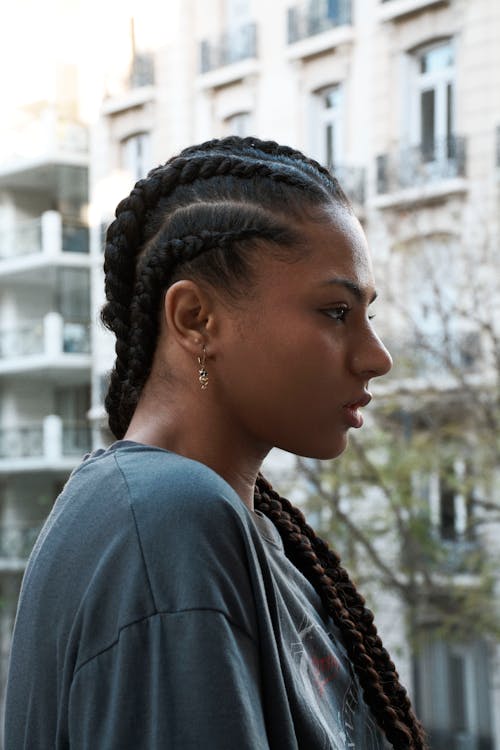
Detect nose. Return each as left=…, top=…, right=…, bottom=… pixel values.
left=350, top=329, right=393, bottom=380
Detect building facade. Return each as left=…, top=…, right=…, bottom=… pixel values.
left=90, top=1, right=500, bottom=748
left=0, top=67, right=93, bottom=730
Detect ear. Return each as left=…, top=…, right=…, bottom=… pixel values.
left=163, top=280, right=217, bottom=355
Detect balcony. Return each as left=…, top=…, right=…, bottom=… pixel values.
left=374, top=135, right=467, bottom=207
left=198, top=22, right=258, bottom=88
left=286, top=0, right=353, bottom=59
left=0, top=312, right=91, bottom=381
left=0, top=415, right=91, bottom=475
left=288, top=0, right=352, bottom=42
left=0, top=211, right=90, bottom=280
left=101, top=52, right=156, bottom=116
left=379, top=0, right=450, bottom=22
left=0, top=523, right=43, bottom=571
left=383, top=330, right=481, bottom=391
left=329, top=164, right=366, bottom=206
left=0, top=105, right=88, bottom=202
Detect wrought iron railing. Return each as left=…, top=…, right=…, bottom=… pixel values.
left=329, top=164, right=366, bottom=205
left=376, top=135, right=467, bottom=194
left=0, top=420, right=91, bottom=460
left=62, top=421, right=92, bottom=455
left=200, top=22, right=257, bottom=73
left=0, top=524, right=42, bottom=559
left=287, top=0, right=352, bottom=43
left=0, top=216, right=89, bottom=259
left=385, top=330, right=481, bottom=380
left=129, top=52, right=155, bottom=88
left=0, top=218, right=43, bottom=259
left=0, top=321, right=44, bottom=359
left=0, top=317, right=90, bottom=358
left=0, top=425, right=44, bottom=459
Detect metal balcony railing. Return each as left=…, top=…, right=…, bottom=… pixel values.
left=0, top=107, right=88, bottom=165
left=385, top=330, right=481, bottom=380
left=287, top=0, right=352, bottom=43
left=0, top=524, right=42, bottom=560
left=0, top=212, right=89, bottom=260
left=329, top=164, right=366, bottom=205
left=0, top=314, right=91, bottom=360
left=128, top=52, right=155, bottom=88
left=376, top=135, right=466, bottom=194
left=0, top=425, right=44, bottom=459
left=200, top=22, right=257, bottom=73
left=0, top=417, right=91, bottom=461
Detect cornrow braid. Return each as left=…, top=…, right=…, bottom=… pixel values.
left=102, top=146, right=335, bottom=438
left=254, top=475, right=428, bottom=749
left=118, top=225, right=287, bottom=437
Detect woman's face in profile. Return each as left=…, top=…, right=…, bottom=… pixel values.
left=211, top=206, right=393, bottom=461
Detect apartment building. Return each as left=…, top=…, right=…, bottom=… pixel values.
left=90, top=1, right=500, bottom=747
left=0, top=69, right=92, bottom=718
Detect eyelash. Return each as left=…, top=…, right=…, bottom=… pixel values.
left=324, top=305, right=350, bottom=322
left=323, top=306, right=376, bottom=323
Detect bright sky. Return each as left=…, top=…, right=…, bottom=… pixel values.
left=0, top=0, right=177, bottom=118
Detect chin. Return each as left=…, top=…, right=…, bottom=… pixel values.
left=292, top=433, right=350, bottom=461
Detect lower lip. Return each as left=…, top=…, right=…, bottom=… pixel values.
left=344, top=407, right=364, bottom=429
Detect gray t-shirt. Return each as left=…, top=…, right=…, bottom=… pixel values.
left=5, top=441, right=386, bottom=749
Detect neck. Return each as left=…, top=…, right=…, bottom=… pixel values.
left=124, top=380, right=268, bottom=511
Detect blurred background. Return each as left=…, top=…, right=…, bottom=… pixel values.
left=0, top=0, right=499, bottom=747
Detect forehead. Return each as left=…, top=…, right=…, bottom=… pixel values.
left=296, top=206, right=374, bottom=285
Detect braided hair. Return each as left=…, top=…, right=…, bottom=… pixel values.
left=101, top=136, right=427, bottom=749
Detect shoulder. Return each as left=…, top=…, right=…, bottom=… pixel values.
left=111, top=441, right=247, bottom=527
left=106, top=443, right=260, bottom=619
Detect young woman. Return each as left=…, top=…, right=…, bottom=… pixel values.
left=5, top=137, right=427, bottom=749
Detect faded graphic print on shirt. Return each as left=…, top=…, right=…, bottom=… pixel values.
left=290, top=615, right=384, bottom=750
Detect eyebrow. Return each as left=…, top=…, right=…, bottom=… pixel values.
left=321, top=277, right=378, bottom=304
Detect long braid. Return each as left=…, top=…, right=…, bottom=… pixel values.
left=254, top=475, right=428, bottom=749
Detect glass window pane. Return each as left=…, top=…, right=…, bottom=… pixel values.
left=324, top=87, right=340, bottom=109
left=421, top=43, right=454, bottom=74
left=421, top=89, right=435, bottom=159
left=448, top=653, right=468, bottom=731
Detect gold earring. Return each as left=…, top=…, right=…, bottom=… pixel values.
left=197, top=345, right=208, bottom=390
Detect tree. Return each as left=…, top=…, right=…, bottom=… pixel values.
left=293, top=214, right=500, bottom=647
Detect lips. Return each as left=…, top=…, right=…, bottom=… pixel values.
left=343, top=392, right=372, bottom=429
left=344, top=392, right=372, bottom=410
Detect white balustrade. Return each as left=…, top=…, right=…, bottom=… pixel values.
left=41, top=211, right=62, bottom=257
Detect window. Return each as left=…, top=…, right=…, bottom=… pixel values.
left=316, top=85, right=343, bottom=169
left=225, top=0, right=251, bottom=29
left=414, top=635, right=493, bottom=750
left=121, top=132, right=152, bottom=183
left=410, top=40, right=455, bottom=161
left=223, top=112, right=252, bottom=138
left=438, top=460, right=476, bottom=542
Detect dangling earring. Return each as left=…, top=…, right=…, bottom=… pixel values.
left=197, top=345, right=209, bottom=390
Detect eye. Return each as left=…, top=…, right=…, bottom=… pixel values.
left=323, top=305, right=350, bottom=322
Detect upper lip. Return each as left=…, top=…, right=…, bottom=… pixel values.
left=344, top=392, right=372, bottom=409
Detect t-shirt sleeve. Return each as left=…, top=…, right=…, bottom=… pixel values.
left=68, top=608, right=271, bottom=750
